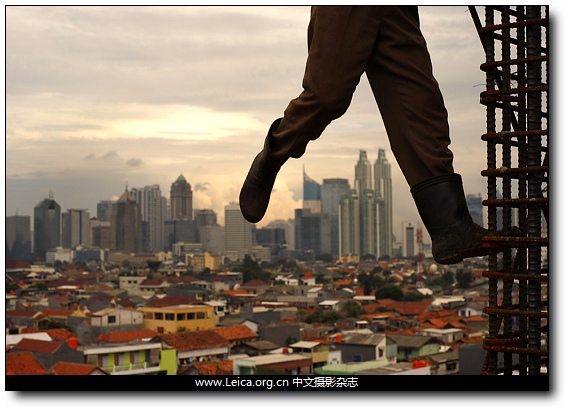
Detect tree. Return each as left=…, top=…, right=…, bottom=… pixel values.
left=232, top=255, right=271, bottom=283
left=375, top=285, right=403, bottom=301
left=344, top=301, right=364, bottom=318
left=147, top=260, right=162, bottom=274
left=456, top=269, right=473, bottom=289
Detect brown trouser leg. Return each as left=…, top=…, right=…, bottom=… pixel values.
left=270, top=6, right=454, bottom=187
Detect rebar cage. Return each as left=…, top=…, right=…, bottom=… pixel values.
left=469, top=6, right=548, bottom=376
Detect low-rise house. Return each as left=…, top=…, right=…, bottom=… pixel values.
left=332, top=332, right=387, bottom=363
left=90, top=303, right=144, bottom=334
left=139, top=303, right=215, bottom=334
left=156, top=330, right=230, bottom=368
left=421, top=328, right=464, bottom=344
left=6, top=352, right=46, bottom=375
left=387, top=334, right=442, bottom=361
left=241, top=279, right=270, bottom=295
left=213, top=325, right=257, bottom=345
left=49, top=361, right=110, bottom=375
left=289, top=340, right=330, bottom=369
left=231, top=340, right=280, bottom=356
left=426, top=349, right=459, bottom=375
left=180, top=360, right=233, bottom=375
left=233, top=352, right=313, bottom=375
left=9, top=338, right=83, bottom=370
left=82, top=339, right=172, bottom=375
left=259, top=321, right=301, bottom=347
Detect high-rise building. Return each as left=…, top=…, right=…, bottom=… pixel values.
left=96, top=200, right=114, bottom=222
left=339, top=190, right=360, bottom=257
left=294, top=208, right=331, bottom=257
left=467, top=193, right=484, bottom=228
left=374, top=149, right=393, bottom=257
left=163, top=220, right=197, bottom=252
left=355, top=150, right=372, bottom=193
left=6, top=214, right=32, bottom=261
left=225, top=202, right=253, bottom=261
left=402, top=222, right=417, bottom=258
left=303, top=166, right=322, bottom=213
left=321, top=178, right=350, bottom=256
left=170, top=174, right=193, bottom=221
left=194, top=209, right=218, bottom=242
left=62, top=209, right=91, bottom=249
left=131, top=184, right=168, bottom=252
left=266, top=219, right=295, bottom=251
left=90, top=219, right=112, bottom=249
left=33, top=193, right=61, bottom=261
left=111, top=188, right=142, bottom=253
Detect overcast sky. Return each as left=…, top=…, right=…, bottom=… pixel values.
left=3, top=5, right=537, bottom=241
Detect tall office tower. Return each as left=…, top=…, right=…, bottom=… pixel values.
left=466, top=193, right=484, bottom=228
left=200, top=225, right=225, bottom=254
left=354, top=150, right=372, bottom=193
left=255, top=227, right=287, bottom=259
left=225, top=202, right=253, bottom=260
left=266, top=219, right=295, bottom=251
left=131, top=185, right=168, bottom=252
left=321, top=178, right=350, bottom=256
left=294, top=208, right=331, bottom=257
left=402, top=222, right=417, bottom=258
left=6, top=214, right=32, bottom=261
left=303, top=166, right=322, bottom=213
left=359, top=189, right=378, bottom=257
left=62, top=209, right=91, bottom=249
left=170, top=174, right=193, bottom=221
left=374, top=149, right=393, bottom=257
left=194, top=208, right=218, bottom=242
left=163, top=220, right=197, bottom=252
left=111, top=188, right=143, bottom=253
left=33, top=193, right=61, bottom=261
left=97, top=200, right=114, bottom=222
left=90, top=218, right=112, bottom=249
left=339, top=190, right=360, bottom=257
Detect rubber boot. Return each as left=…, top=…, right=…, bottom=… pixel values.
left=411, top=173, right=506, bottom=265
left=239, top=118, right=287, bottom=223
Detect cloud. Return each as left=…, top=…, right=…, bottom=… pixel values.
left=126, top=158, right=143, bottom=167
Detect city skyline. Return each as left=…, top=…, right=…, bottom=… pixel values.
left=6, top=6, right=491, bottom=242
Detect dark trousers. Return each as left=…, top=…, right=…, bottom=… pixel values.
left=270, top=6, right=455, bottom=187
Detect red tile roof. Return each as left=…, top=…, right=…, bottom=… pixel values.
left=12, top=338, right=64, bottom=354
left=144, top=296, right=201, bottom=307
left=6, top=352, right=45, bottom=375
left=43, top=328, right=75, bottom=342
left=159, top=330, right=230, bottom=351
left=387, top=299, right=434, bottom=316
left=222, top=289, right=250, bottom=296
left=104, top=329, right=159, bottom=343
left=190, top=360, right=233, bottom=375
left=40, top=309, right=74, bottom=318
left=49, top=362, right=107, bottom=375
left=213, top=325, right=257, bottom=341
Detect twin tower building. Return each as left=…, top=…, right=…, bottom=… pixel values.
left=298, top=148, right=393, bottom=260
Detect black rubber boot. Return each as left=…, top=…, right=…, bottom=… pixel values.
left=411, top=173, right=503, bottom=265
left=239, top=118, right=287, bottom=223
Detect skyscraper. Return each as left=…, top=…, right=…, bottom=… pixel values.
left=62, top=209, right=90, bottom=249
left=170, top=174, right=193, bottom=221
left=111, top=188, right=142, bottom=253
left=402, top=222, right=417, bottom=258
left=131, top=184, right=168, bottom=252
left=33, top=193, right=61, bottom=261
left=355, top=150, right=372, bottom=193
left=321, top=178, right=350, bottom=256
left=6, top=214, right=32, bottom=261
left=303, top=166, right=322, bottom=213
left=374, top=149, right=393, bottom=257
left=225, top=202, right=253, bottom=260
left=294, top=208, right=331, bottom=257
left=96, top=200, right=114, bottom=222
left=339, top=149, right=393, bottom=259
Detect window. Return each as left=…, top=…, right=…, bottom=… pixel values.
left=378, top=348, right=384, bottom=358
left=187, top=313, right=195, bottom=320
left=155, top=312, right=163, bottom=320
left=447, top=362, right=457, bottom=371
left=165, top=313, right=175, bottom=321
left=197, top=312, right=206, bottom=319
left=177, top=313, right=186, bottom=321
left=108, top=315, right=116, bottom=324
